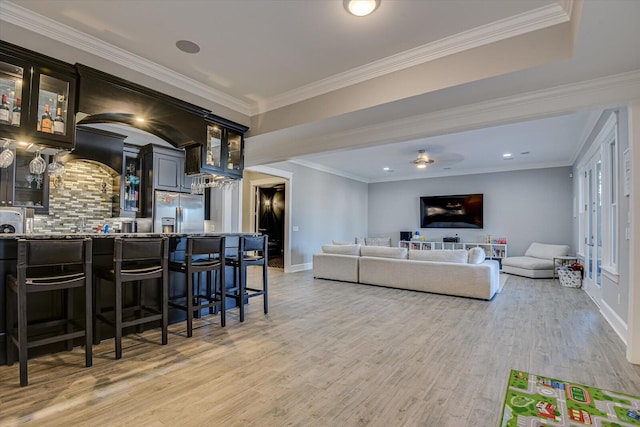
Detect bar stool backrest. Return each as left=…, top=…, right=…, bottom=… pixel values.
left=19, top=239, right=89, bottom=268
left=114, top=237, right=168, bottom=278
left=241, top=235, right=268, bottom=255
left=17, top=238, right=92, bottom=285
left=189, top=236, right=225, bottom=258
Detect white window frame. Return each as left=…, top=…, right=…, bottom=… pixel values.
left=599, top=113, right=619, bottom=279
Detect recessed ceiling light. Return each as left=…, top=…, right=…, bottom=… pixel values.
left=383, top=167, right=390, bottom=171
left=135, top=117, right=145, bottom=123
left=344, top=0, right=380, bottom=17
left=503, top=153, right=512, bottom=158
left=176, top=40, right=201, bottom=54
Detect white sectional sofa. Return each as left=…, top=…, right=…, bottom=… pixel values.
left=501, top=242, right=570, bottom=278
left=312, top=244, right=500, bottom=300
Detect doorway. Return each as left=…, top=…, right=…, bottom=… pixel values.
left=256, top=184, right=285, bottom=269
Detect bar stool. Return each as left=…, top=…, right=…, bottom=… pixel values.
left=5, top=238, right=93, bottom=387
left=225, top=235, right=268, bottom=322
left=169, top=236, right=226, bottom=337
left=93, top=237, right=168, bottom=359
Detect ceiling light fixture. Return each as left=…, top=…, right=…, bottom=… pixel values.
left=503, top=153, right=512, bottom=158
left=344, top=0, right=380, bottom=17
left=413, top=149, right=434, bottom=169
left=383, top=167, right=390, bottom=171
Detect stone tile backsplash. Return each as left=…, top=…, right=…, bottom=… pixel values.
left=33, top=160, right=120, bottom=233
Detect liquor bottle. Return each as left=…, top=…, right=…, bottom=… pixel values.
left=227, top=151, right=233, bottom=169
left=41, top=105, right=53, bottom=133
left=0, top=94, right=10, bottom=125
left=53, top=107, right=65, bottom=135
left=10, top=97, right=21, bottom=126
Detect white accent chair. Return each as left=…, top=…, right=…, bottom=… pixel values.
left=501, top=242, right=570, bottom=278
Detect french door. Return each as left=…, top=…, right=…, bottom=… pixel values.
left=582, top=149, right=602, bottom=304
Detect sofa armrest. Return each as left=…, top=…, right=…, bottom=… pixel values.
left=313, top=253, right=359, bottom=282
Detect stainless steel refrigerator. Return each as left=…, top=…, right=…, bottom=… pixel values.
left=153, top=190, right=205, bottom=233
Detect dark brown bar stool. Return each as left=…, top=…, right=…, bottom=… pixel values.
left=225, top=235, right=268, bottom=322
left=169, top=236, right=226, bottom=337
left=5, top=238, right=93, bottom=387
left=93, top=237, right=168, bottom=359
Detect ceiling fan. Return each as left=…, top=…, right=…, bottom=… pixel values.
left=412, top=149, right=434, bottom=169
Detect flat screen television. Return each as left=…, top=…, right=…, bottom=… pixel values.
left=420, top=194, right=483, bottom=229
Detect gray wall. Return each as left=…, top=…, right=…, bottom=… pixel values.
left=368, top=167, right=574, bottom=257
left=266, top=162, right=369, bottom=268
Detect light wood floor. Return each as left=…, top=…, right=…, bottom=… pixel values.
left=1, top=270, right=639, bottom=426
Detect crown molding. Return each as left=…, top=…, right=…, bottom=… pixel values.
left=368, top=161, right=572, bottom=184
left=254, top=1, right=574, bottom=114
left=0, top=0, right=253, bottom=116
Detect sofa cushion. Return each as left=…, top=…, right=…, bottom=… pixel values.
left=467, top=247, right=486, bottom=264
left=502, top=256, right=554, bottom=270
left=360, top=246, right=407, bottom=259
left=364, top=237, right=391, bottom=247
left=408, top=249, right=468, bottom=264
left=322, top=244, right=360, bottom=256
left=524, top=242, right=570, bottom=260
left=332, top=240, right=352, bottom=245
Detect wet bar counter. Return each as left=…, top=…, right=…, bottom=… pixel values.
left=0, top=232, right=259, bottom=365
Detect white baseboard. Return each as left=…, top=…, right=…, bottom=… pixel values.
left=286, top=262, right=312, bottom=273
left=600, top=299, right=628, bottom=345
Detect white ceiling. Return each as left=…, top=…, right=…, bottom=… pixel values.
left=2, top=0, right=640, bottom=183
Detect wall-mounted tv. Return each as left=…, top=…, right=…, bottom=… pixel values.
left=420, top=194, right=483, bottom=229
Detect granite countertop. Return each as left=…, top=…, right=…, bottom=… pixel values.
left=0, top=232, right=260, bottom=240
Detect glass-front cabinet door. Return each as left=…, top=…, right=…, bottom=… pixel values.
left=206, top=124, right=223, bottom=170
left=226, top=129, right=243, bottom=176
left=0, top=42, right=77, bottom=149
left=121, top=148, right=142, bottom=217
left=7, top=150, right=50, bottom=214
left=0, top=59, right=28, bottom=130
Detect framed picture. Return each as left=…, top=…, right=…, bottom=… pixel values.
left=623, top=148, right=631, bottom=197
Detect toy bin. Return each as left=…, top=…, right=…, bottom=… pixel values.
left=557, top=266, right=582, bottom=288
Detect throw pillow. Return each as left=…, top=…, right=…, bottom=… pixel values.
left=364, top=237, right=392, bottom=247
left=332, top=240, right=351, bottom=245
left=408, top=249, right=468, bottom=264
left=467, top=247, right=486, bottom=264
left=321, top=244, right=360, bottom=255
left=360, top=246, right=407, bottom=259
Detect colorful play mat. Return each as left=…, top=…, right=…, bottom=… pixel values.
left=500, top=369, right=640, bottom=426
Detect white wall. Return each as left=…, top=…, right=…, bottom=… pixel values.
left=368, top=167, right=573, bottom=257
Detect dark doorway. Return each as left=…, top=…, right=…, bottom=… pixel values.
left=257, top=185, right=285, bottom=269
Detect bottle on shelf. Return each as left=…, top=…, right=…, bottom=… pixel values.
left=0, top=94, right=10, bottom=125
left=10, top=98, right=21, bottom=127
left=227, top=151, right=233, bottom=169
left=53, top=107, right=65, bottom=135
left=41, top=105, right=53, bottom=133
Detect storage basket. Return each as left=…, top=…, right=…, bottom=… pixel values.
left=557, top=266, right=582, bottom=288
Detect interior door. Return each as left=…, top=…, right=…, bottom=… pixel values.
left=582, top=149, right=602, bottom=304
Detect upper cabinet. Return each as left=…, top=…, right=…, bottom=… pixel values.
left=0, top=42, right=77, bottom=149
left=185, top=121, right=247, bottom=178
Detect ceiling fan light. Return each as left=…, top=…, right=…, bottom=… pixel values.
left=344, top=0, right=380, bottom=17
left=413, top=149, right=434, bottom=168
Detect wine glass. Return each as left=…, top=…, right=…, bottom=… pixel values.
left=35, top=174, right=43, bottom=189
left=0, top=141, right=14, bottom=168
left=25, top=174, right=35, bottom=188
left=47, top=152, right=65, bottom=177
left=29, top=150, right=47, bottom=175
